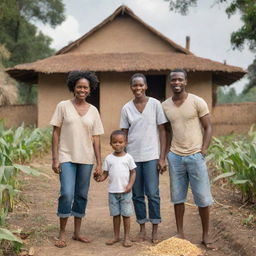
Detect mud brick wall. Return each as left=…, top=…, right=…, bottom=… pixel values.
left=212, top=102, right=256, bottom=136
left=0, top=104, right=37, bottom=128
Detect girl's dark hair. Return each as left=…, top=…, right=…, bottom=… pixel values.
left=130, top=73, right=147, bottom=85
left=110, top=130, right=127, bottom=142
left=67, top=71, right=99, bottom=92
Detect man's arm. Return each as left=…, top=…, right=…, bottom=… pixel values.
left=164, top=122, right=172, bottom=157
left=200, top=114, right=212, bottom=156
left=158, top=124, right=167, bottom=173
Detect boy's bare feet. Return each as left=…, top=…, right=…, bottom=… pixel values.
left=72, top=236, right=91, bottom=243
left=105, top=238, right=121, bottom=245
left=123, top=239, right=133, bottom=247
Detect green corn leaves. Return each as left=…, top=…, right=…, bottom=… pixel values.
left=210, top=125, right=256, bottom=203
left=0, top=121, right=51, bottom=247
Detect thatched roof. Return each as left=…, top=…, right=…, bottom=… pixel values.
left=6, top=52, right=245, bottom=85
left=6, top=5, right=246, bottom=85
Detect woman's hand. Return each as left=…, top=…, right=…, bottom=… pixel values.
left=94, top=164, right=102, bottom=176
left=52, top=159, right=60, bottom=174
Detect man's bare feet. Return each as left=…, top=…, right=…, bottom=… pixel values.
left=72, top=236, right=91, bottom=243
left=201, top=234, right=218, bottom=250
left=175, top=232, right=185, bottom=239
left=201, top=240, right=218, bottom=250
left=105, top=238, right=120, bottom=245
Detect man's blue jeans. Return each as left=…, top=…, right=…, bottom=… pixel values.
left=57, top=162, right=93, bottom=218
left=132, top=159, right=161, bottom=224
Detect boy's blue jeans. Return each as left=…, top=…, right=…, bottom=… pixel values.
left=132, top=159, right=161, bottom=224
left=57, top=162, right=93, bottom=218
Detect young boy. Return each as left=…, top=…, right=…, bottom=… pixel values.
left=95, top=130, right=136, bottom=247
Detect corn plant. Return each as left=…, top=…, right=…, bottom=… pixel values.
left=209, top=125, right=256, bottom=203
left=0, top=121, right=51, bottom=249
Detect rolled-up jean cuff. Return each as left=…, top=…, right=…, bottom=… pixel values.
left=71, top=211, right=85, bottom=218
left=150, top=218, right=161, bottom=224
left=137, top=218, right=148, bottom=224
left=57, top=213, right=71, bottom=218
left=171, top=199, right=187, bottom=204
left=197, top=201, right=214, bottom=208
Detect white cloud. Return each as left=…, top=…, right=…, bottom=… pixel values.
left=38, top=15, right=81, bottom=50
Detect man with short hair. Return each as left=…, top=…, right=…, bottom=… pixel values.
left=162, top=69, right=215, bottom=250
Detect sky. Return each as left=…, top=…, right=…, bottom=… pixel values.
left=37, top=0, right=255, bottom=93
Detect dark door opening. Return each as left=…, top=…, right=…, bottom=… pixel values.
left=87, top=84, right=100, bottom=111
left=146, top=75, right=166, bottom=102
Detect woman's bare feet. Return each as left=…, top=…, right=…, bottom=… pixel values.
left=72, top=236, right=91, bottom=243
left=105, top=238, right=121, bottom=245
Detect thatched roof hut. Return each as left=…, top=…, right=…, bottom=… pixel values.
left=6, top=5, right=246, bottom=133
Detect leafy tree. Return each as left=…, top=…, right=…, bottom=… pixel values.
left=0, top=45, right=18, bottom=105
left=243, top=58, right=256, bottom=93
left=0, top=0, right=65, bottom=67
left=165, top=0, right=256, bottom=92
left=217, top=86, right=256, bottom=103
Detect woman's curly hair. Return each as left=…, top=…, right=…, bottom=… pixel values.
left=67, top=71, right=99, bottom=92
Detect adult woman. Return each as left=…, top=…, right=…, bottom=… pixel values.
left=51, top=71, right=104, bottom=248
left=120, top=73, right=167, bottom=243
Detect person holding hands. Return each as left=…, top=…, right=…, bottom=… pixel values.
left=95, top=130, right=136, bottom=247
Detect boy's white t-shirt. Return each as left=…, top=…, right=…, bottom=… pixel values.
left=120, top=97, right=167, bottom=162
left=103, top=153, right=136, bottom=193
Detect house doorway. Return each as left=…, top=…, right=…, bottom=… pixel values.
left=87, top=84, right=100, bottom=110
left=146, top=75, right=166, bottom=102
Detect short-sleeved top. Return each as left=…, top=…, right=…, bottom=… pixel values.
left=120, top=97, right=167, bottom=162
left=50, top=100, right=104, bottom=164
left=162, top=93, right=209, bottom=156
left=103, top=153, right=136, bottom=193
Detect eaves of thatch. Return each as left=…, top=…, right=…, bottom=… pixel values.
left=6, top=52, right=245, bottom=85
left=6, top=5, right=246, bottom=85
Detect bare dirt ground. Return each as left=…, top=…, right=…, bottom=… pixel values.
left=6, top=140, right=256, bottom=256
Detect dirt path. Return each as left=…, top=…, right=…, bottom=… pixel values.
left=8, top=144, right=255, bottom=256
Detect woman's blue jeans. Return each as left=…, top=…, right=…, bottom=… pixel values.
left=132, top=159, right=161, bottom=224
left=57, top=162, right=93, bottom=218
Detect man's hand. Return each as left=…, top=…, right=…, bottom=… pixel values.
left=201, top=149, right=207, bottom=157
left=158, top=158, right=167, bottom=174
